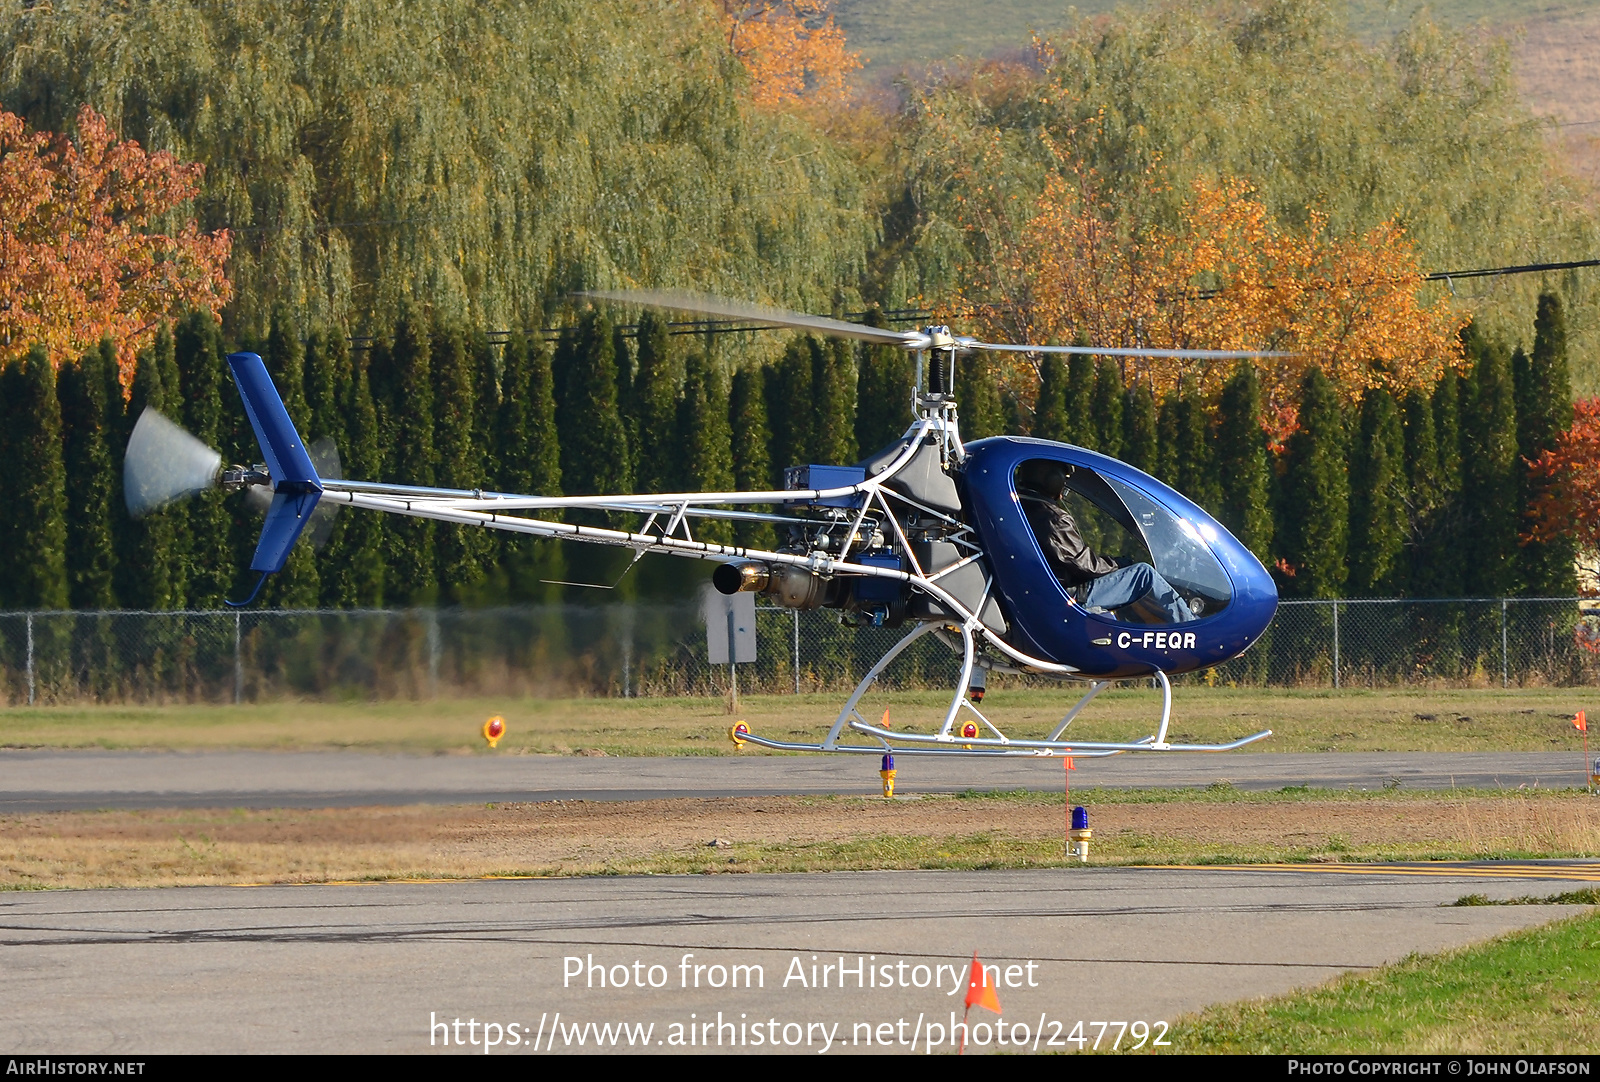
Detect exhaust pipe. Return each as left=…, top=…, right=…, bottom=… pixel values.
left=713, top=561, right=829, bottom=610
left=713, top=561, right=771, bottom=595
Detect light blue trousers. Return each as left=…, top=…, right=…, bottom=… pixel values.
left=1082, top=563, right=1195, bottom=623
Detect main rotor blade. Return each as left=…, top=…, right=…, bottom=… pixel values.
left=124, top=407, right=222, bottom=518
left=964, top=341, right=1294, bottom=360
left=579, top=289, right=921, bottom=347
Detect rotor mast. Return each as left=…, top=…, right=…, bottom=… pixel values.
left=914, top=325, right=964, bottom=464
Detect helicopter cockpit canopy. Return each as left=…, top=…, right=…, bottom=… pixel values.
left=1013, top=458, right=1233, bottom=624
left=963, top=437, right=1275, bottom=678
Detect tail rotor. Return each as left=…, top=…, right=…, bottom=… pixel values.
left=123, top=407, right=224, bottom=518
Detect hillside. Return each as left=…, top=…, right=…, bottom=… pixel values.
left=833, top=1, right=1595, bottom=72
left=835, top=0, right=1600, bottom=200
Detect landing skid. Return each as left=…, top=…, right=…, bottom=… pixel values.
left=730, top=620, right=1272, bottom=759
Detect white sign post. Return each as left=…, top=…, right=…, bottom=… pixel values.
left=704, top=587, right=756, bottom=710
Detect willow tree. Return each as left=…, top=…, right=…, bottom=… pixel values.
left=0, top=0, right=874, bottom=347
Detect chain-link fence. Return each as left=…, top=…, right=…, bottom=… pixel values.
left=2, top=598, right=1598, bottom=705
left=1207, top=598, right=1600, bottom=690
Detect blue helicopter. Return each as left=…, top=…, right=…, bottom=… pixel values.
left=123, top=289, right=1279, bottom=761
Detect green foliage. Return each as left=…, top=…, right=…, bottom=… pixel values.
left=1516, top=292, right=1576, bottom=596
left=115, top=335, right=178, bottom=610
left=496, top=331, right=563, bottom=502
left=0, top=346, right=69, bottom=609
left=676, top=352, right=734, bottom=544
left=152, top=327, right=192, bottom=607
left=302, top=331, right=344, bottom=452
left=372, top=302, right=437, bottom=603
left=1401, top=384, right=1451, bottom=597
left=1348, top=388, right=1408, bottom=596
left=1461, top=323, right=1520, bottom=596
left=956, top=354, right=1005, bottom=440
left=431, top=320, right=491, bottom=599
left=1065, top=355, right=1093, bottom=447
left=557, top=309, right=632, bottom=501
left=767, top=338, right=816, bottom=475
left=729, top=367, right=775, bottom=550
left=471, top=332, right=499, bottom=487
left=1278, top=368, right=1348, bottom=599
left=1090, top=358, right=1124, bottom=459
left=892, top=0, right=1600, bottom=391
left=854, top=306, right=913, bottom=456
left=1160, top=378, right=1220, bottom=514
left=628, top=312, right=681, bottom=494
left=492, top=328, right=563, bottom=601
left=320, top=333, right=384, bottom=607
left=1213, top=362, right=1272, bottom=562
left=524, top=338, right=564, bottom=501
left=814, top=338, right=859, bottom=464
left=173, top=311, right=233, bottom=608
left=1119, top=380, right=1158, bottom=475
left=0, top=0, right=874, bottom=346
left=1032, top=354, right=1070, bottom=443
left=57, top=345, right=116, bottom=609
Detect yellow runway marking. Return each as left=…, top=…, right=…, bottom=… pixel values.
left=1178, top=862, right=1600, bottom=882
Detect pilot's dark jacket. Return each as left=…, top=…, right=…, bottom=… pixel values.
left=1018, top=493, right=1118, bottom=587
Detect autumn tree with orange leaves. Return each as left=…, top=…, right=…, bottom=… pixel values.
left=0, top=104, right=231, bottom=387
left=1525, top=397, right=1600, bottom=588
left=719, top=0, right=861, bottom=109
left=958, top=168, right=1466, bottom=424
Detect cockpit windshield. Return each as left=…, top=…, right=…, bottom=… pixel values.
left=1014, top=459, right=1232, bottom=624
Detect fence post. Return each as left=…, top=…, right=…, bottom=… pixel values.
left=793, top=609, right=801, bottom=695
left=621, top=607, right=633, bottom=699
left=727, top=607, right=738, bottom=710
left=1501, top=598, right=1509, bottom=688
left=426, top=610, right=441, bottom=698
left=1331, top=601, right=1339, bottom=690
left=25, top=612, right=34, bottom=706
left=233, top=611, right=243, bottom=704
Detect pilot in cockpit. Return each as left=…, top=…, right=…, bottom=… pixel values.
left=1016, top=460, right=1196, bottom=624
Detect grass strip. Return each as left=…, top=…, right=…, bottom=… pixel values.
left=1167, top=909, right=1600, bottom=1053
left=0, top=686, right=1595, bottom=754
left=1453, top=887, right=1600, bottom=906
left=1, top=789, right=1596, bottom=889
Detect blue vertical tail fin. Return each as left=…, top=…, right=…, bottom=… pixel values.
left=227, top=352, right=323, bottom=577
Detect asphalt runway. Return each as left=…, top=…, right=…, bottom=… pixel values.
left=1, top=863, right=1591, bottom=1054
left=0, top=749, right=1587, bottom=812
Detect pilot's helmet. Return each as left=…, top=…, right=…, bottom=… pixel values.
left=1017, top=459, right=1073, bottom=499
